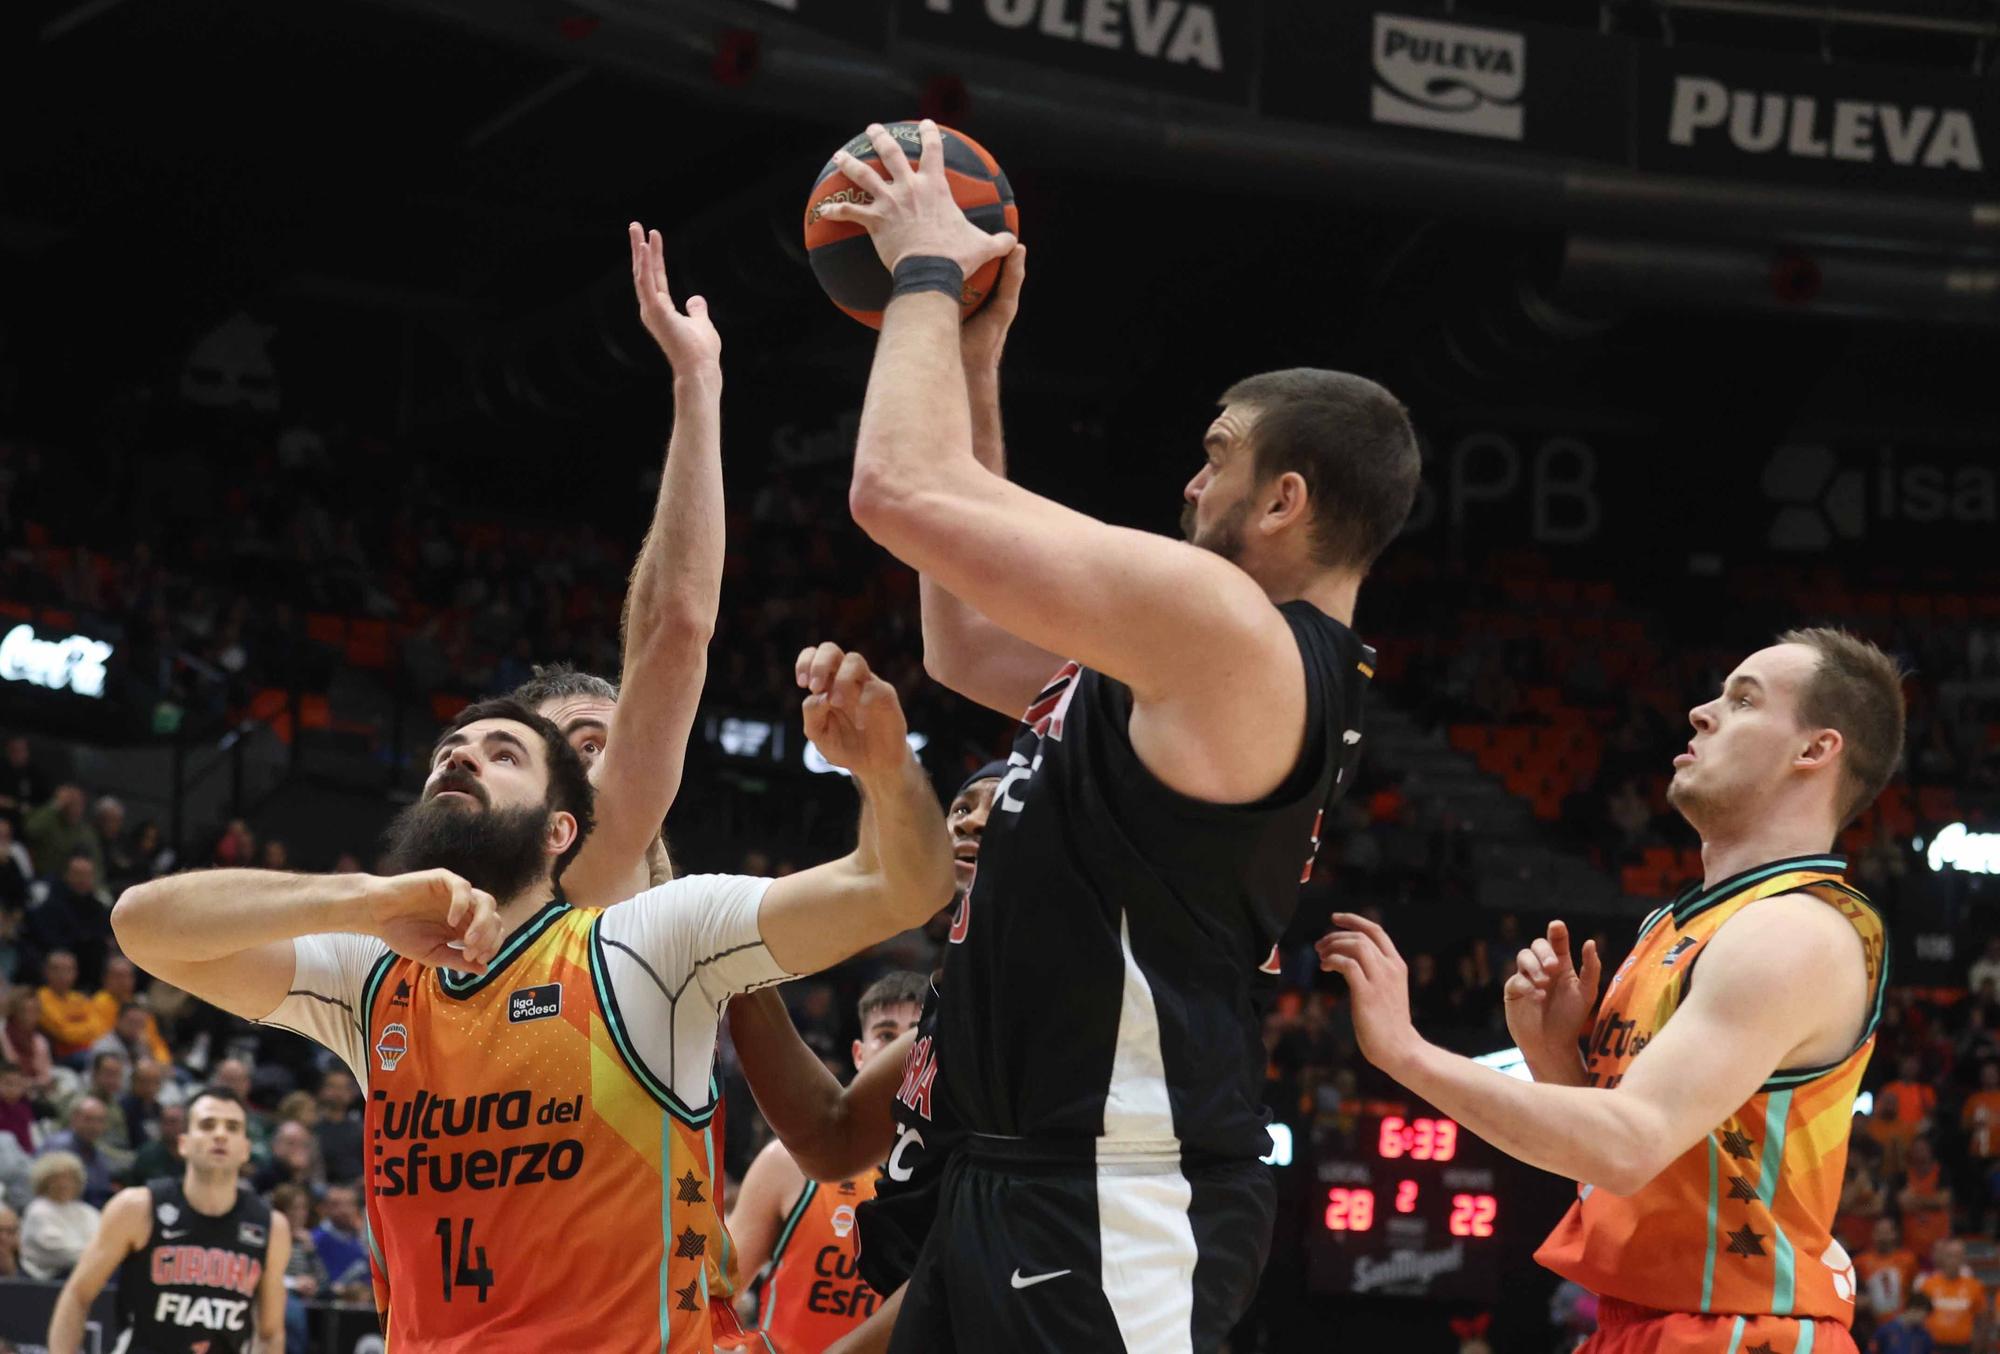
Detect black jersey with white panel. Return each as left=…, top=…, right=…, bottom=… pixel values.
left=854, top=976, right=962, bottom=1295
left=114, top=1178, right=273, bottom=1354
left=930, top=601, right=1372, bottom=1163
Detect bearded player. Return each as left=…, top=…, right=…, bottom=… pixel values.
left=112, top=643, right=954, bottom=1352
left=49, top=1085, right=288, bottom=1354
left=817, top=120, right=1416, bottom=1351
left=1322, top=629, right=1902, bottom=1354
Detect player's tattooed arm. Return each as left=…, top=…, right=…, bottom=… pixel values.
left=47, top=1187, right=149, bottom=1354
left=561, top=225, right=724, bottom=907
left=729, top=990, right=913, bottom=1182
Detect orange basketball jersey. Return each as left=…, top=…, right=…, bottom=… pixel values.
left=1536, top=856, right=1887, bottom=1328
left=758, top=1172, right=882, bottom=1352
left=269, top=877, right=792, bottom=1353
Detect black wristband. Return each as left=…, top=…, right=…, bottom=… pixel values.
left=890, top=255, right=965, bottom=303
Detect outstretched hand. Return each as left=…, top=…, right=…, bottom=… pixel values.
left=1316, top=912, right=1424, bottom=1076
left=1503, top=919, right=1602, bottom=1061
left=363, top=869, right=503, bottom=973
left=628, top=222, right=721, bottom=376
left=814, top=121, right=1016, bottom=279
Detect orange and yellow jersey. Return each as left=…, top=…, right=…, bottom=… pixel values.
left=1536, top=856, right=1888, bottom=1327
left=758, top=1172, right=881, bottom=1351
left=258, top=875, right=791, bottom=1354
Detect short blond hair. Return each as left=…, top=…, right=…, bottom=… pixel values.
left=1778, top=627, right=1908, bottom=828
left=29, top=1151, right=84, bottom=1197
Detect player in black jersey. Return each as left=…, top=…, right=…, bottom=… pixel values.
left=816, top=121, right=1422, bottom=1352
left=729, top=761, right=1005, bottom=1354
left=49, top=1085, right=288, bottom=1354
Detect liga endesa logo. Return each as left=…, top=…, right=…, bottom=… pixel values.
left=1370, top=13, right=1524, bottom=142
left=508, top=983, right=562, bottom=1024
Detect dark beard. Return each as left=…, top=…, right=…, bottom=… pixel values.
left=381, top=797, right=553, bottom=901
left=1182, top=496, right=1249, bottom=565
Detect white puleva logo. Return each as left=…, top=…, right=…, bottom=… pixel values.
left=1371, top=13, right=1525, bottom=142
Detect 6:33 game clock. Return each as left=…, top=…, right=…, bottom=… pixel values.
left=1306, top=1115, right=1505, bottom=1301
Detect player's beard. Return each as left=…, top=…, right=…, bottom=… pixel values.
left=381, top=795, right=554, bottom=902
left=1182, top=494, right=1253, bottom=566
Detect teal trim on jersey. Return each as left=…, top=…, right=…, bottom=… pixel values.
left=658, top=1111, right=673, bottom=1354
left=1700, top=1136, right=1721, bottom=1313
left=584, top=916, right=717, bottom=1126
left=359, top=950, right=397, bottom=1055
left=761, top=1182, right=817, bottom=1329
left=436, top=898, right=569, bottom=999
left=1758, top=882, right=1890, bottom=1094
left=1724, top=1316, right=1746, bottom=1354
left=1634, top=905, right=1671, bottom=941
left=1797, top=1318, right=1816, bottom=1353
left=1755, top=1090, right=1796, bottom=1315
left=704, top=1099, right=734, bottom=1290
left=1670, top=856, right=1846, bottom=927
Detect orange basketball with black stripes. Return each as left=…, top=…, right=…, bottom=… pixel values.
left=804, top=121, right=1018, bottom=329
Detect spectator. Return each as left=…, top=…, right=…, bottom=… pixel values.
left=270, top=1182, right=326, bottom=1353
left=0, top=1201, right=17, bottom=1277
left=23, top=786, right=100, bottom=880
left=0, top=903, right=21, bottom=985
left=1968, top=939, right=2000, bottom=1002
left=1897, top=1136, right=1954, bottom=1266
left=117, top=1057, right=164, bottom=1148
left=0, top=990, right=52, bottom=1091
left=1884, top=1055, right=1940, bottom=1137
left=88, top=798, right=125, bottom=879
left=25, top=859, right=113, bottom=992
left=88, top=998, right=166, bottom=1071
left=40, top=1096, right=119, bottom=1206
left=314, top=1070, right=362, bottom=1185
left=252, top=1120, right=319, bottom=1195
left=257, top=839, right=288, bottom=871
left=1869, top=1292, right=1936, bottom=1354
left=1914, top=1238, right=1984, bottom=1354
left=35, top=950, right=99, bottom=1058
left=82, top=1052, right=131, bottom=1150
left=0, top=738, right=50, bottom=837
left=125, top=822, right=175, bottom=886
left=210, top=819, right=255, bottom=867
left=1839, top=1154, right=1889, bottom=1253
left=311, top=1183, right=370, bottom=1298
left=1962, top=1062, right=2000, bottom=1164
left=0, top=820, right=28, bottom=915
left=0, top=1107, right=26, bottom=1211
left=1860, top=1217, right=1922, bottom=1325
left=19, top=1150, right=97, bottom=1279
left=0, top=1060, right=30, bottom=1154
left=1955, top=1005, right=2000, bottom=1086
left=125, top=1101, right=184, bottom=1183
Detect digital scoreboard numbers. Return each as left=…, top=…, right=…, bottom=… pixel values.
left=1306, top=1115, right=1504, bottom=1301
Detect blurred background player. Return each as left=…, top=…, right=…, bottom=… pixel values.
left=818, top=120, right=1416, bottom=1351
left=729, top=970, right=926, bottom=1349
left=47, top=1085, right=287, bottom=1354
left=110, top=650, right=954, bottom=1353
left=1323, top=629, right=1905, bottom=1354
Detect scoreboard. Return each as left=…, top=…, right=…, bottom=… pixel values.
left=1305, top=1114, right=1510, bottom=1301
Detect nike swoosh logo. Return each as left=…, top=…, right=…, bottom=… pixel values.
left=160, top=1229, right=188, bottom=1239
left=1010, top=1269, right=1071, bottom=1290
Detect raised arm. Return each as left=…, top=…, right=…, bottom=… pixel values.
left=821, top=123, right=1304, bottom=801
left=1322, top=898, right=1869, bottom=1195
left=915, top=244, right=1063, bottom=718
left=561, top=225, right=724, bottom=906
left=48, top=1186, right=148, bottom=1354
left=753, top=644, right=954, bottom=977
left=110, top=869, right=501, bottom=1021
left=729, top=989, right=912, bottom=1181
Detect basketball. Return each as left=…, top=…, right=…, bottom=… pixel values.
left=803, top=121, right=1018, bottom=329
